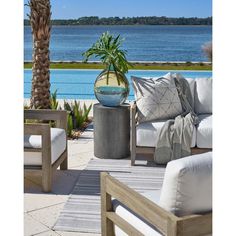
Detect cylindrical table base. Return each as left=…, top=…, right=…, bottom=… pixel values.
left=94, top=103, right=130, bottom=159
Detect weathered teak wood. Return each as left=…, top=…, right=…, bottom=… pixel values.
left=130, top=102, right=137, bottom=165
left=100, top=172, right=212, bottom=236
left=191, top=147, right=212, bottom=155
left=24, top=109, right=67, bottom=130
left=101, top=171, right=115, bottom=236
left=176, top=213, right=212, bottom=236
left=136, top=146, right=155, bottom=154
left=135, top=147, right=211, bottom=155
left=130, top=102, right=212, bottom=165
left=41, top=123, right=52, bottom=192
left=106, top=212, right=143, bottom=236
left=24, top=109, right=68, bottom=192
left=52, top=150, right=67, bottom=171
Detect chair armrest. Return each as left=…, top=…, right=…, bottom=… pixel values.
left=24, top=109, right=67, bottom=130
left=130, top=102, right=137, bottom=119
left=101, top=172, right=178, bottom=235
left=130, top=102, right=137, bottom=165
left=101, top=172, right=212, bottom=236
left=24, top=123, right=50, bottom=136
left=130, top=102, right=137, bottom=130
left=176, top=213, right=212, bottom=236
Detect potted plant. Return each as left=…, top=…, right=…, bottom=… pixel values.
left=83, top=32, right=132, bottom=107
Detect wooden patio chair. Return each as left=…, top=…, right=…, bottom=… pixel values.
left=24, top=109, right=68, bottom=192
left=101, top=152, right=212, bottom=236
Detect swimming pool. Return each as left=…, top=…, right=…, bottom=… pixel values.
left=24, top=69, right=212, bottom=100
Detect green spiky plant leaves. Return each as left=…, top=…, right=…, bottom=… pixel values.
left=67, top=114, right=73, bottom=137
left=82, top=32, right=132, bottom=84
left=63, top=100, right=92, bottom=137
left=48, top=90, right=92, bottom=137
left=50, top=90, right=59, bottom=110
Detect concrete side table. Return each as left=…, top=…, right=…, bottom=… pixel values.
left=94, top=103, right=130, bottom=159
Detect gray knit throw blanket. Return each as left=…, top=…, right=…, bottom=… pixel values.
left=154, top=73, right=199, bottom=164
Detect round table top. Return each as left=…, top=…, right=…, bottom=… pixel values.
left=94, top=103, right=130, bottom=110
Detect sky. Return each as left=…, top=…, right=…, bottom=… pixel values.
left=24, top=0, right=212, bottom=19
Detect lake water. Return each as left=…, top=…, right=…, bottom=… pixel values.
left=24, top=69, right=212, bottom=100
left=24, top=25, right=212, bottom=62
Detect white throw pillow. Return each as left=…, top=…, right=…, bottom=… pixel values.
left=159, top=152, right=212, bottom=216
left=131, top=73, right=183, bottom=123
left=194, top=78, right=212, bottom=114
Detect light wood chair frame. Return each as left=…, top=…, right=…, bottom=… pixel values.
left=130, top=102, right=212, bottom=165
left=24, top=109, right=68, bottom=192
left=101, top=172, right=212, bottom=236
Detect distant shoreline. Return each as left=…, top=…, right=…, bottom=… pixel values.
left=24, top=61, right=212, bottom=71
left=24, top=16, right=212, bottom=26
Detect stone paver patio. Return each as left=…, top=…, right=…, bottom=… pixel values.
left=24, top=124, right=100, bottom=236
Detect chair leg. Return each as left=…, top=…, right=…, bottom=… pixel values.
left=42, top=168, right=52, bottom=193
left=131, top=147, right=136, bottom=166
left=101, top=173, right=115, bottom=236
left=60, top=158, right=68, bottom=170
left=60, top=151, right=68, bottom=170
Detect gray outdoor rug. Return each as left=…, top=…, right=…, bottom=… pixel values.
left=53, top=158, right=166, bottom=234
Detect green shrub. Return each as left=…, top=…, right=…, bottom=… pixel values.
left=50, top=90, right=61, bottom=110
left=63, top=100, right=92, bottom=136
left=25, top=90, right=92, bottom=137
left=49, top=90, right=92, bottom=137
left=185, top=61, right=193, bottom=66
left=199, top=62, right=204, bottom=66
left=67, top=114, right=73, bottom=137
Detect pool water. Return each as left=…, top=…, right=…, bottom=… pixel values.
left=24, top=69, right=212, bottom=100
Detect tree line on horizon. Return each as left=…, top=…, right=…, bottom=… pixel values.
left=24, top=16, right=212, bottom=26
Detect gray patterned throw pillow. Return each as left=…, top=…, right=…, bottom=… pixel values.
left=131, top=73, right=183, bottom=123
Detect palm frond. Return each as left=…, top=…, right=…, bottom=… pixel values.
left=82, top=32, right=132, bottom=74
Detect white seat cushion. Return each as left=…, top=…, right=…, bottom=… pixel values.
left=194, top=78, right=212, bottom=114
left=24, top=128, right=66, bottom=165
left=196, top=114, right=212, bottom=148
left=113, top=190, right=163, bottom=236
left=159, top=152, right=212, bottom=216
left=136, top=121, right=196, bottom=148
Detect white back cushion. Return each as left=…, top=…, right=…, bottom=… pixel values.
left=159, top=152, right=212, bottom=216
left=194, top=78, right=212, bottom=114
left=185, top=78, right=196, bottom=109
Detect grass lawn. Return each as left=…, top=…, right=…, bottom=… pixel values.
left=24, top=62, right=212, bottom=70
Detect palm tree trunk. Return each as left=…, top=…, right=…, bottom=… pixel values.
left=28, top=0, right=51, bottom=109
